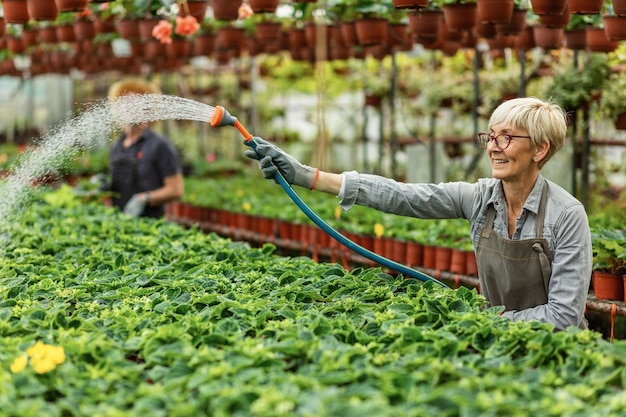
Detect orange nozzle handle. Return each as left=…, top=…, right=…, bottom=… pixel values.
left=235, top=120, right=253, bottom=142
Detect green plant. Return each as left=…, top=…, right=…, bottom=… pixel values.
left=354, top=0, right=395, bottom=19
left=591, top=227, right=626, bottom=274
left=546, top=53, right=610, bottom=111
left=513, top=0, right=528, bottom=10
left=599, top=71, right=626, bottom=120
left=566, top=13, right=602, bottom=30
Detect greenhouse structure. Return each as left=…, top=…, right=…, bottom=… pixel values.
left=1, top=0, right=626, bottom=415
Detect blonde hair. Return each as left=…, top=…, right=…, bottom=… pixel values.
left=488, top=97, right=567, bottom=168
left=108, top=78, right=161, bottom=100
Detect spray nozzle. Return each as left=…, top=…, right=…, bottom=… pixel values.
left=210, top=105, right=253, bottom=142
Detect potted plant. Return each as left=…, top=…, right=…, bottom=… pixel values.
left=545, top=53, right=609, bottom=113
left=434, top=0, right=477, bottom=32
left=591, top=227, right=626, bottom=301
left=151, top=2, right=200, bottom=58
left=354, top=0, right=394, bottom=46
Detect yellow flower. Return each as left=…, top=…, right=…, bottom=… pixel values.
left=10, top=355, right=28, bottom=374
left=334, top=206, right=342, bottom=220
left=23, top=341, right=66, bottom=374
left=32, top=358, right=57, bottom=374
left=374, top=223, right=384, bottom=238
left=242, top=202, right=252, bottom=212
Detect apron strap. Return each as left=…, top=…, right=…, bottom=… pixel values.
left=481, top=205, right=497, bottom=239
left=535, top=180, right=548, bottom=238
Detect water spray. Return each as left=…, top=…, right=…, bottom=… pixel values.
left=209, top=105, right=445, bottom=287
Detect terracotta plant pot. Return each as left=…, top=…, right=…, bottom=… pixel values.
left=193, top=33, right=215, bottom=56
left=613, top=0, right=626, bottom=15
left=392, top=0, right=429, bottom=8
left=178, top=0, right=209, bottom=20
left=533, top=25, right=564, bottom=49
left=538, top=3, right=570, bottom=27
left=435, top=247, right=452, bottom=272
left=530, top=0, right=567, bottom=15
left=27, top=0, right=59, bottom=21
left=211, top=0, right=242, bottom=20
left=495, top=9, right=527, bottom=36
left=442, top=4, right=477, bottom=32
left=515, top=26, right=536, bottom=49
left=117, top=18, right=141, bottom=41
left=603, top=15, right=626, bottom=41
left=249, top=0, right=280, bottom=13
left=354, top=17, right=388, bottom=46
left=586, top=26, right=619, bottom=52
left=593, top=271, right=624, bottom=301
left=405, top=241, right=424, bottom=267
left=476, top=0, right=513, bottom=24
left=74, top=19, right=95, bottom=40
left=216, top=26, right=244, bottom=50
left=449, top=249, right=467, bottom=275
left=565, top=28, right=586, bottom=50
left=54, top=0, right=88, bottom=12
left=3, top=0, right=30, bottom=24
left=568, top=0, right=603, bottom=14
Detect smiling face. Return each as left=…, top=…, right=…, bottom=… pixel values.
left=487, top=122, right=547, bottom=185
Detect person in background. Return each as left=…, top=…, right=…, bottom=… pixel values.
left=106, top=78, right=184, bottom=218
left=244, top=97, right=592, bottom=331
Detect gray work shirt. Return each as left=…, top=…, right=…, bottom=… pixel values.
left=338, top=171, right=592, bottom=330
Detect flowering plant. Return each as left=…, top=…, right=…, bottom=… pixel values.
left=152, top=2, right=200, bottom=44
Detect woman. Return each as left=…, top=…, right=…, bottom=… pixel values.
left=245, top=97, right=592, bottom=330
left=107, top=78, right=184, bottom=218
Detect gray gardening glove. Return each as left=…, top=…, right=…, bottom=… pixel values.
left=244, top=137, right=317, bottom=189
left=89, top=173, right=110, bottom=192
left=123, top=193, right=146, bottom=217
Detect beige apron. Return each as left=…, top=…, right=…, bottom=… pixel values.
left=476, top=183, right=552, bottom=311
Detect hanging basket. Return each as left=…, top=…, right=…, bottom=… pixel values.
left=354, top=17, right=388, bottom=46
left=248, top=0, right=280, bottom=13
left=586, top=26, right=619, bottom=52
left=392, top=0, right=429, bottom=8
left=178, top=0, right=209, bottom=20
left=3, top=0, right=30, bottom=24
left=603, top=15, right=626, bottom=41
left=565, top=28, right=587, bottom=50
left=530, top=0, right=567, bottom=15
left=568, top=0, right=604, bottom=14
left=27, top=0, right=59, bottom=21
left=476, top=0, right=514, bottom=24
left=532, top=25, right=564, bottom=49
left=211, top=0, right=242, bottom=21
left=54, top=0, right=88, bottom=12
left=442, top=4, right=477, bottom=32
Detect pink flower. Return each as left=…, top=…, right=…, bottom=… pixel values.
left=205, top=153, right=216, bottom=163
left=174, top=15, right=200, bottom=37
left=238, top=4, right=254, bottom=20
left=152, top=20, right=173, bottom=44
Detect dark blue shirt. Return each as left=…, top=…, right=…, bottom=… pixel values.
left=110, top=128, right=181, bottom=218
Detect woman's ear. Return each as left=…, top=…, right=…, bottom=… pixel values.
left=534, top=141, right=550, bottom=162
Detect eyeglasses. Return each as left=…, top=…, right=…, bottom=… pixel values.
left=477, top=132, right=531, bottom=149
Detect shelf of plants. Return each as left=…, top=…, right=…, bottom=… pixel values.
left=3, top=184, right=626, bottom=415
